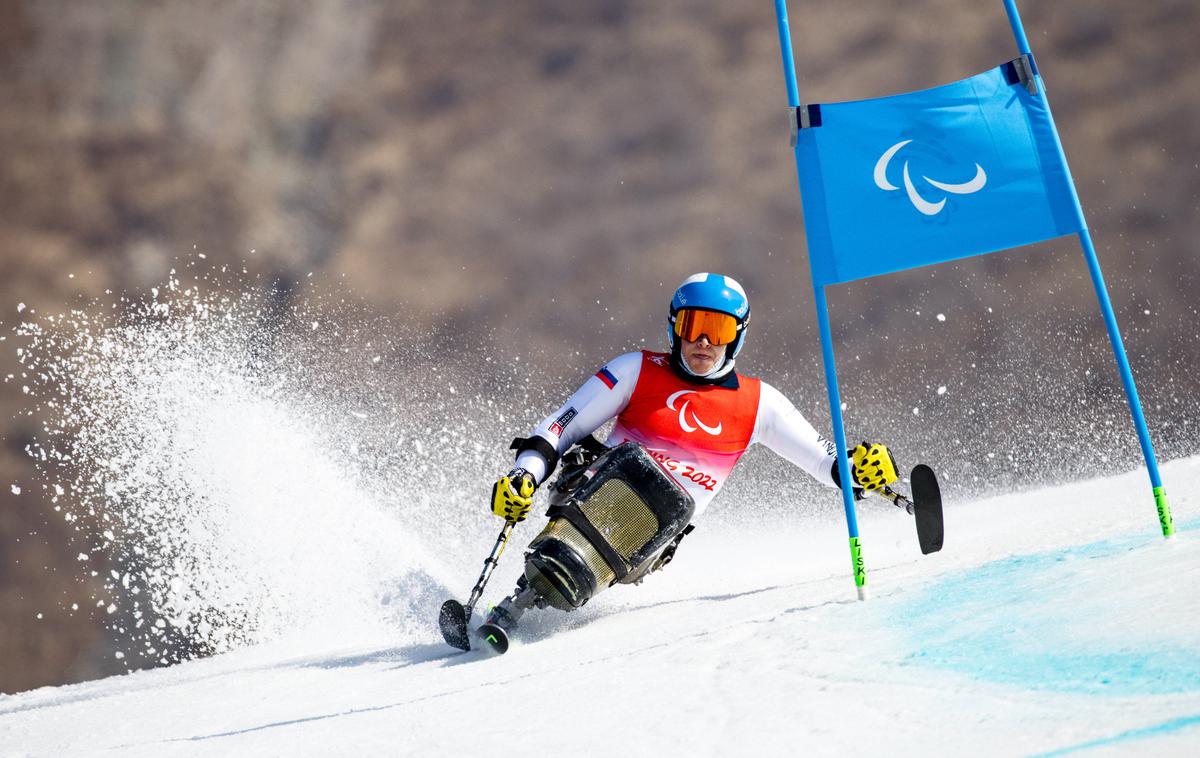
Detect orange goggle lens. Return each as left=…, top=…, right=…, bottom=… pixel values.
left=673, top=309, right=739, bottom=346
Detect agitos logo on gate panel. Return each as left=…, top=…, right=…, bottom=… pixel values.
left=873, top=139, right=987, bottom=217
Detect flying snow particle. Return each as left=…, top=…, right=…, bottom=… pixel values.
left=36, top=613, right=43, bottom=620
left=912, top=407, right=920, bottom=415
left=115, top=652, right=125, bottom=660
left=17, top=302, right=26, bottom=312
left=10, top=484, right=20, bottom=495
left=936, top=313, right=946, bottom=322
left=77, top=553, right=89, bottom=561
left=937, top=386, right=947, bottom=395
left=106, top=604, right=117, bottom=614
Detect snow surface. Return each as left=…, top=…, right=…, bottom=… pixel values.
left=3, top=456, right=1199, bottom=756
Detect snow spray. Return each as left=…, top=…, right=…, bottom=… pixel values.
left=12, top=260, right=531, bottom=667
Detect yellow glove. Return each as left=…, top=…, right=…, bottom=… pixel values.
left=491, top=468, right=536, bottom=522
left=851, top=441, right=898, bottom=492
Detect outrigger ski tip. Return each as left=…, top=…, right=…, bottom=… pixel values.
left=874, top=463, right=944, bottom=555
left=439, top=599, right=471, bottom=651
left=910, top=464, right=944, bottom=555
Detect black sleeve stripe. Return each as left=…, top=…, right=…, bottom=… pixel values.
left=510, top=435, right=561, bottom=479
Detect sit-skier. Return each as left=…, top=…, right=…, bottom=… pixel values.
left=484, top=272, right=898, bottom=636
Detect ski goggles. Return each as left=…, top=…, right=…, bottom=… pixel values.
left=672, top=308, right=741, bottom=346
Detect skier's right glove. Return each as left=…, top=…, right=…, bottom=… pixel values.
left=850, top=441, right=898, bottom=492
left=491, top=468, right=537, bottom=522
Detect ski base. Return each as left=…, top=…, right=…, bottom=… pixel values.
left=439, top=599, right=471, bottom=651
left=910, top=464, right=944, bottom=555
left=476, top=623, right=510, bottom=655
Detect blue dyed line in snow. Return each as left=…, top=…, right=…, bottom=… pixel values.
left=890, top=518, right=1200, bottom=696
left=1032, top=712, right=1200, bottom=756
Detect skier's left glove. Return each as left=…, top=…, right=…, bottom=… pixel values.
left=851, top=441, right=899, bottom=492
left=830, top=441, right=899, bottom=496
left=491, top=468, right=537, bottom=522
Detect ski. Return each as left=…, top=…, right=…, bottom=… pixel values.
left=476, top=623, right=510, bottom=655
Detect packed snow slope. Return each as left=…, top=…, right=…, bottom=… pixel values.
left=2, top=456, right=1199, bottom=756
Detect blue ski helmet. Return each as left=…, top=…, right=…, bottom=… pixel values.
left=667, top=273, right=751, bottom=359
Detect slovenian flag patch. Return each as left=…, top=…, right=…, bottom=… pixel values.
left=595, top=367, right=618, bottom=389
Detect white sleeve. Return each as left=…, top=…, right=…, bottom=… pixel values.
left=750, top=381, right=838, bottom=488
left=515, top=352, right=642, bottom=484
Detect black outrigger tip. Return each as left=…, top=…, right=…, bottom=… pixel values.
left=910, top=464, right=944, bottom=555
left=439, top=599, right=471, bottom=651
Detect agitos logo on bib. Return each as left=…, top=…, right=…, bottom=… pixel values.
left=608, top=351, right=760, bottom=499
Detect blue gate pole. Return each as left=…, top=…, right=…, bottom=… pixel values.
left=1076, top=230, right=1173, bottom=536
left=772, top=0, right=800, bottom=107
left=1003, top=0, right=1173, bottom=537
left=773, top=0, right=868, bottom=597
left=814, top=286, right=869, bottom=598
left=1001, top=0, right=1033, bottom=55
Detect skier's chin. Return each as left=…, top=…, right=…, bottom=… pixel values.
left=682, top=349, right=719, bottom=374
